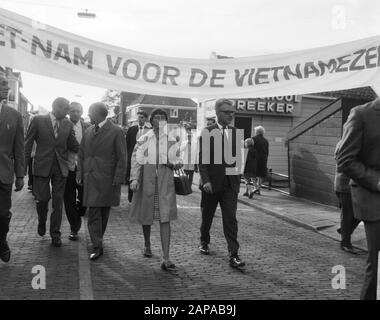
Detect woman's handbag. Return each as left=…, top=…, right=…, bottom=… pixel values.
left=174, top=169, right=192, bottom=195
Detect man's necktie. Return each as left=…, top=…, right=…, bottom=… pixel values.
left=53, top=120, right=60, bottom=138
left=95, top=124, right=99, bottom=133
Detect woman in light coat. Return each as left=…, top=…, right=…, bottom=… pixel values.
left=129, top=108, right=182, bottom=271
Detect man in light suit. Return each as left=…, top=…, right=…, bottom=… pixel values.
left=0, top=76, right=24, bottom=263
left=336, top=98, right=380, bottom=300
left=77, top=102, right=126, bottom=260
left=25, top=97, right=79, bottom=247
left=125, top=111, right=150, bottom=202
left=198, top=98, right=245, bottom=268
left=63, top=102, right=90, bottom=241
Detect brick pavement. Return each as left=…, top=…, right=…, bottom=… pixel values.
left=0, top=185, right=368, bottom=300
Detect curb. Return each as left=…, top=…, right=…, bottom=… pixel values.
left=238, top=197, right=317, bottom=232
left=237, top=197, right=367, bottom=252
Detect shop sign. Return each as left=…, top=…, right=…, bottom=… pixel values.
left=232, top=95, right=301, bottom=117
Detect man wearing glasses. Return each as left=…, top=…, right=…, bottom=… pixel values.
left=198, top=98, right=245, bottom=268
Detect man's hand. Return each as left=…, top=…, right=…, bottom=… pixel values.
left=203, top=182, right=213, bottom=194
left=14, top=177, right=24, bottom=191
left=130, top=180, right=139, bottom=192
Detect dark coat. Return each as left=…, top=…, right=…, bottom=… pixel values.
left=252, top=134, right=269, bottom=178
left=243, top=143, right=256, bottom=179
left=198, top=124, right=241, bottom=194
left=78, top=120, right=127, bottom=207
left=0, top=103, right=24, bottom=184
left=25, top=114, right=79, bottom=178
left=336, top=99, right=380, bottom=221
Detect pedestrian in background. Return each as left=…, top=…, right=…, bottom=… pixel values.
left=63, top=102, right=90, bottom=241
left=243, top=137, right=256, bottom=199
left=206, top=117, right=216, bottom=127
left=129, top=108, right=181, bottom=271
left=336, top=98, right=380, bottom=300
left=77, top=102, right=126, bottom=260
left=0, top=77, right=24, bottom=263
left=181, top=122, right=197, bottom=188
left=334, top=140, right=360, bottom=254
left=252, top=126, right=269, bottom=195
left=25, top=97, right=79, bottom=247
left=125, top=111, right=150, bottom=203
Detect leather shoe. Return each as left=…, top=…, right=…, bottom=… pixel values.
left=69, top=232, right=79, bottom=241
left=0, top=242, right=11, bottom=263
left=199, top=243, right=210, bottom=255
left=341, top=244, right=357, bottom=254
left=90, top=248, right=103, bottom=260
left=38, top=223, right=46, bottom=236
left=51, top=237, right=62, bottom=247
left=229, top=254, right=246, bottom=268
left=242, top=192, right=249, bottom=197
left=143, top=247, right=152, bottom=258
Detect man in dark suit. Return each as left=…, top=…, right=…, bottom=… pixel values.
left=125, top=111, right=150, bottom=202
left=336, top=98, right=380, bottom=300
left=63, top=102, right=90, bottom=241
left=25, top=97, right=79, bottom=247
left=0, top=77, right=24, bottom=263
left=198, top=98, right=245, bottom=268
left=77, top=103, right=126, bottom=260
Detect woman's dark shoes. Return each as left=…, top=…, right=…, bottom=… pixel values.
left=0, top=242, right=11, bottom=263
left=143, top=247, right=153, bottom=258
left=161, top=260, right=176, bottom=271
left=243, top=191, right=249, bottom=197
left=90, top=248, right=103, bottom=260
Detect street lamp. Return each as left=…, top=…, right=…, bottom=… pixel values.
left=77, top=9, right=96, bottom=18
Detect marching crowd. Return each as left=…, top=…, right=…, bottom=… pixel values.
left=0, top=92, right=256, bottom=272
left=1, top=74, right=380, bottom=299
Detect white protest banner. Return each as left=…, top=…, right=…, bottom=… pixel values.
left=1, top=8, right=380, bottom=99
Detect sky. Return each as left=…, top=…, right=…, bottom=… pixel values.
left=0, top=0, right=379, bottom=115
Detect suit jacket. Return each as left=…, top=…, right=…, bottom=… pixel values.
left=125, top=124, right=150, bottom=181
left=198, top=123, right=241, bottom=193
left=80, top=120, right=91, bottom=134
left=25, top=114, right=79, bottom=178
left=0, top=103, right=24, bottom=184
left=336, top=98, right=380, bottom=221
left=78, top=120, right=127, bottom=207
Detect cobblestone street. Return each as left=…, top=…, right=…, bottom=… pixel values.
left=0, top=186, right=367, bottom=300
